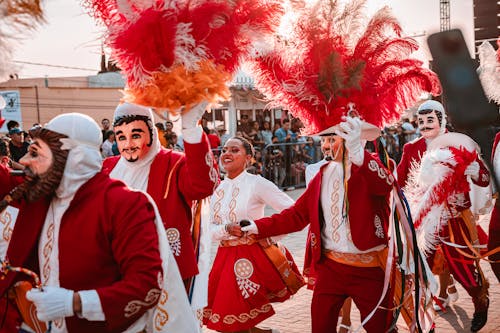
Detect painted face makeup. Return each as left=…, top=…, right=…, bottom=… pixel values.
left=321, top=135, right=344, bottom=162
left=220, top=138, right=251, bottom=178
left=114, top=120, right=152, bottom=162
left=417, top=110, right=441, bottom=140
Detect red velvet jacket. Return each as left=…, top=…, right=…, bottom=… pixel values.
left=396, top=136, right=427, bottom=188
left=103, top=134, right=218, bottom=279
left=0, top=172, right=163, bottom=333
left=255, top=151, right=394, bottom=281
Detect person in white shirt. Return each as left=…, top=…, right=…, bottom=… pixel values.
left=203, top=136, right=303, bottom=333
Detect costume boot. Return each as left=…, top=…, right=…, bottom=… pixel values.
left=470, top=280, right=489, bottom=332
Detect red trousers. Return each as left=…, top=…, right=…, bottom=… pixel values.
left=311, top=258, right=394, bottom=333
left=429, top=217, right=489, bottom=311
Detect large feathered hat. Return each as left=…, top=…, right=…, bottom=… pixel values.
left=248, top=0, right=441, bottom=137
left=82, top=0, right=284, bottom=113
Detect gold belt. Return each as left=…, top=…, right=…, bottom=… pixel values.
left=324, top=249, right=387, bottom=268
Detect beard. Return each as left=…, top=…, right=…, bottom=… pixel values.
left=23, top=162, right=66, bottom=202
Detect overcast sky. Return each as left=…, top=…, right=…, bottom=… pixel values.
left=10, top=0, right=475, bottom=78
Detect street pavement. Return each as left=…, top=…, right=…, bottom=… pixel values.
left=204, top=188, right=500, bottom=333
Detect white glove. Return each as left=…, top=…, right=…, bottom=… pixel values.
left=241, top=220, right=259, bottom=235
left=26, top=286, right=74, bottom=321
left=335, top=117, right=364, bottom=166
left=181, top=100, right=209, bottom=130
left=465, top=161, right=480, bottom=180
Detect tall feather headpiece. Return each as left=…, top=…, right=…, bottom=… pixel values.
left=478, top=39, right=500, bottom=105
left=82, top=0, right=284, bottom=112
left=248, top=0, right=441, bottom=135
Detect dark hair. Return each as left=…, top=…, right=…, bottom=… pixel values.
left=0, top=139, right=9, bottom=157
left=6, top=120, right=19, bottom=131
left=104, top=130, right=115, bottom=140
left=417, top=109, right=443, bottom=126
left=113, top=114, right=153, bottom=147
left=282, top=119, right=290, bottom=124
left=231, top=136, right=255, bottom=157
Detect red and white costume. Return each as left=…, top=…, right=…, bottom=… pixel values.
left=203, top=171, right=299, bottom=332
left=103, top=109, right=217, bottom=281
left=254, top=152, right=395, bottom=333
left=397, top=136, right=427, bottom=188
left=402, top=134, right=491, bottom=316
left=0, top=114, right=198, bottom=333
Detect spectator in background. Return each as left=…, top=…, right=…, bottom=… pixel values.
left=204, top=126, right=221, bottom=149
left=260, top=121, right=273, bottom=147
left=100, top=118, right=111, bottom=143
left=275, top=119, right=292, bottom=144
left=0, top=138, right=10, bottom=167
left=101, top=130, right=116, bottom=157
left=217, top=125, right=231, bottom=147
left=6, top=120, right=19, bottom=132
left=156, top=122, right=168, bottom=148
left=237, top=114, right=252, bottom=140
left=401, top=117, right=418, bottom=142
left=248, top=121, right=264, bottom=148
left=8, top=128, right=29, bottom=162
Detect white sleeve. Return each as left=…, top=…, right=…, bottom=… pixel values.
left=181, top=126, right=203, bottom=144
left=209, top=223, right=231, bottom=241
left=79, top=290, right=105, bottom=321
left=256, top=176, right=294, bottom=212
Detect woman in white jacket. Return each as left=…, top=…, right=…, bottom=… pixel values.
left=203, top=136, right=303, bottom=333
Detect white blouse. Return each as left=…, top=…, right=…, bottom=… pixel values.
left=210, top=171, right=294, bottom=241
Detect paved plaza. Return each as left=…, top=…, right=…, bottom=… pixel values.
left=204, top=188, right=500, bottom=333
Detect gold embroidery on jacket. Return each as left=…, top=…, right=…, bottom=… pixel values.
left=154, top=290, right=169, bottom=330
left=124, top=288, right=161, bottom=318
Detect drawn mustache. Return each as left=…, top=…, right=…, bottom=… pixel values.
left=420, top=127, right=434, bottom=131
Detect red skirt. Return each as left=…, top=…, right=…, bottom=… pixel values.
left=203, top=243, right=301, bottom=332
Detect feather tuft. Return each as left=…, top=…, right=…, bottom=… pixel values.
left=248, top=0, right=441, bottom=134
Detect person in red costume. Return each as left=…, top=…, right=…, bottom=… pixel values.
left=238, top=116, right=396, bottom=333
left=102, top=102, right=218, bottom=285
left=0, top=113, right=198, bottom=333
left=397, top=100, right=491, bottom=332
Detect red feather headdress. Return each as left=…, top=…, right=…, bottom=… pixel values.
left=82, top=0, right=284, bottom=112
left=248, top=0, right=441, bottom=135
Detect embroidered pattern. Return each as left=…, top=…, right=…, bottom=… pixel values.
left=212, top=188, right=225, bottom=225
left=42, top=222, right=55, bottom=283
left=124, top=288, right=161, bottom=318
left=482, top=173, right=489, bottom=182
left=229, top=186, right=239, bottom=224
left=154, top=289, right=169, bottom=330
left=374, top=215, right=385, bottom=238
left=310, top=232, right=317, bottom=248
left=222, top=304, right=272, bottom=324
left=327, top=251, right=378, bottom=265
left=166, top=228, right=181, bottom=256
left=234, top=258, right=259, bottom=299
left=330, top=178, right=341, bottom=242
left=0, top=210, right=13, bottom=241
left=368, top=160, right=394, bottom=185
left=205, top=151, right=219, bottom=191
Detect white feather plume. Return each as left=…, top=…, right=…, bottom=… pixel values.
left=478, top=41, right=500, bottom=104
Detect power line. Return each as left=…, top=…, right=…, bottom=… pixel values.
left=13, top=61, right=98, bottom=72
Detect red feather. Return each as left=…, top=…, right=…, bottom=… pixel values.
left=413, top=147, right=477, bottom=228
left=249, top=0, right=441, bottom=135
